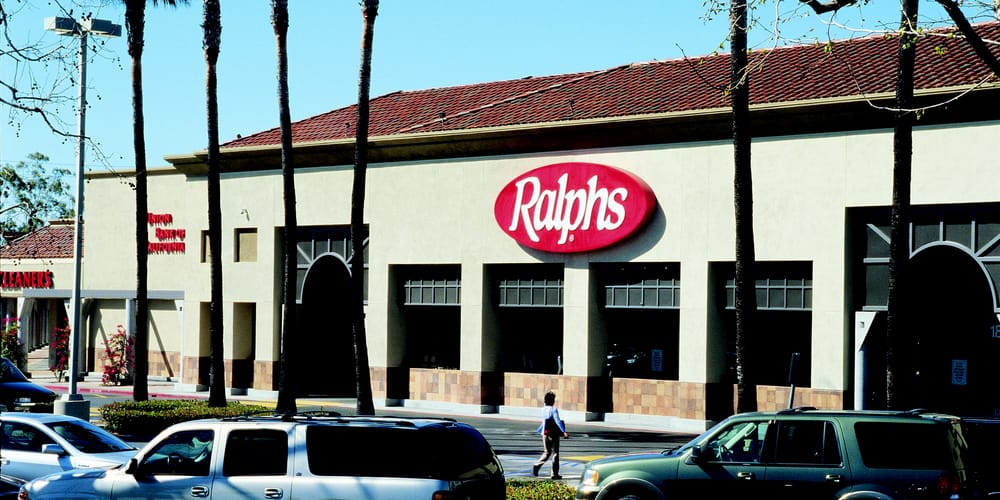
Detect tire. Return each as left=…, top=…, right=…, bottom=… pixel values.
left=599, top=487, right=658, bottom=500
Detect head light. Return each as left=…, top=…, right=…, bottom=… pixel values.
left=581, top=468, right=600, bottom=487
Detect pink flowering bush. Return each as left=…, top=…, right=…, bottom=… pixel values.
left=102, top=324, right=134, bottom=386
left=1, top=317, right=26, bottom=371
left=50, top=324, right=70, bottom=381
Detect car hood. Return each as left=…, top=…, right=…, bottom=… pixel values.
left=23, top=465, right=119, bottom=496
left=591, top=451, right=672, bottom=466
left=0, top=381, right=58, bottom=399
left=70, top=450, right=139, bottom=469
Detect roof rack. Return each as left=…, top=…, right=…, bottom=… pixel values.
left=777, top=406, right=817, bottom=414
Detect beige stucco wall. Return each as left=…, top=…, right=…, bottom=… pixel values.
left=74, top=118, right=1000, bottom=397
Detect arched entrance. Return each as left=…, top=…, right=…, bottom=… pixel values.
left=297, top=254, right=356, bottom=397
left=908, top=245, right=999, bottom=416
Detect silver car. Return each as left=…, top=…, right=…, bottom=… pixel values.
left=18, top=414, right=506, bottom=499
left=0, top=412, right=138, bottom=481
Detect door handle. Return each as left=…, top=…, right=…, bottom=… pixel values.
left=825, top=474, right=844, bottom=483
left=264, top=488, right=284, bottom=499
left=737, top=471, right=755, bottom=480
left=190, top=485, right=210, bottom=497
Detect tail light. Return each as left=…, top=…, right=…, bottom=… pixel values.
left=936, top=472, right=961, bottom=498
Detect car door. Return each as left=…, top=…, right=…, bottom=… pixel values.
left=0, top=420, right=65, bottom=480
left=210, top=428, right=293, bottom=500
left=761, top=418, right=851, bottom=499
left=108, top=428, right=216, bottom=499
left=675, top=418, right=770, bottom=498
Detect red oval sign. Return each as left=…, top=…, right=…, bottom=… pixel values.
left=494, top=162, right=656, bottom=253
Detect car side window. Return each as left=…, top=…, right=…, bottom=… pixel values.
left=223, top=429, right=288, bottom=476
left=703, top=420, right=769, bottom=463
left=1, top=422, right=53, bottom=452
left=769, top=420, right=841, bottom=465
left=140, top=430, right=214, bottom=476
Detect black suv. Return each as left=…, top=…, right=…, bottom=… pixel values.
left=577, top=408, right=973, bottom=500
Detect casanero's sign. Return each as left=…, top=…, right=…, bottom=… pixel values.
left=494, top=162, right=657, bottom=253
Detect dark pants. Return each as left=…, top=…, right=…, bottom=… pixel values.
left=534, top=433, right=560, bottom=476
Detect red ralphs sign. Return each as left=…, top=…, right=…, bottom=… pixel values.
left=494, top=162, right=656, bottom=253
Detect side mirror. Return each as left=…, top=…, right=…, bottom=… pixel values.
left=124, top=458, right=140, bottom=475
left=40, top=444, right=66, bottom=456
left=689, top=444, right=703, bottom=464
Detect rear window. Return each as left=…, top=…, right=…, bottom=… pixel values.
left=306, top=424, right=498, bottom=479
left=855, top=421, right=956, bottom=469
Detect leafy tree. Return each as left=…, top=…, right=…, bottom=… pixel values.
left=0, top=153, right=73, bottom=244
left=351, top=0, right=379, bottom=416
left=122, top=0, right=189, bottom=405
left=272, top=0, right=298, bottom=415
left=202, top=0, right=226, bottom=408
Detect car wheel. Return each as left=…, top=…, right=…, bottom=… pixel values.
left=599, top=486, right=659, bottom=500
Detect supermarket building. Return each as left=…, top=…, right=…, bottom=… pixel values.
left=4, top=24, right=1000, bottom=432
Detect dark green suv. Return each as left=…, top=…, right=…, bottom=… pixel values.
left=576, top=408, right=972, bottom=500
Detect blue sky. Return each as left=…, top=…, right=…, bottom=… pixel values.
left=0, top=1, right=953, bottom=173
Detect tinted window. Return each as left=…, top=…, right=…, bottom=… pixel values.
left=140, top=429, right=214, bottom=476
left=306, top=424, right=498, bottom=479
left=46, top=419, right=135, bottom=453
left=770, top=420, right=841, bottom=465
left=855, top=422, right=952, bottom=469
left=223, top=429, right=287, bottom=476
left=702, top=420, right=768, bottom=463
left=1, top=422, right=54, bottom=452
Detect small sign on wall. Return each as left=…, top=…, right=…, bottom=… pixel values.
left=952, top=359, right=968, bottom=386
left=650, top=349, right=663, bottom=373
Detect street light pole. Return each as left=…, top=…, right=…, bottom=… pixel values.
left=44, top=15, right=121, bottom=420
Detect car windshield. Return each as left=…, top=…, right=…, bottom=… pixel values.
left=46, top=419, right=136, bottom=453
left=0, top=358, right=29, bottom=382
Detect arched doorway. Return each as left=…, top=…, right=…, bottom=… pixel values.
left=297, top=254, right=356, bottom=397
left=908, top=244, right=999, bottom=416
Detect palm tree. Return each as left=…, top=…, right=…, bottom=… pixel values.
left=885, top=0, right=919, bottom=410
left=202, top=0, right=226, bottom=408
left=730, top=0, right=758, bottom=414
left=123, top=0, right=188, bottom=404
left=271, top=0, right=297, bottom=415
left=351, top=0, right=379, bottom=416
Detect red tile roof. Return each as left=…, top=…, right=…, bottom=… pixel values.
left=0, top=220, right=77, bottom=260
left=223, top=22, right=1000, bottom=150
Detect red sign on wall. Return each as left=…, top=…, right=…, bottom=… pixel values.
left=494, top=162, right=656, bottom=253
left=1, top=270, right=53, bottom=289
left=148, top=212, right=186, bottom=254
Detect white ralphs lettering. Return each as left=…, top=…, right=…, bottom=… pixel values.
left=494, top=162, right=657, bottom=254
left=507, top=174, right=628, bottom=244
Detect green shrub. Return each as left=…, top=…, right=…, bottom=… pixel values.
left=100, top=399, right=270, bottom=437
left=505, top=478, right=576, bottom=500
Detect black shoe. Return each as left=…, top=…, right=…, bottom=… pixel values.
left=550, top=474, right=562, bottom=480
left=532, top=464, right=540, bottom=477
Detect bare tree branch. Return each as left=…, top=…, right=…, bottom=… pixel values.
left=935, top=0, right=1000, bottom=77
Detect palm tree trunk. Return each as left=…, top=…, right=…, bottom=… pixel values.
left=125, top=0, right=149, bottom=402
left=886, top=0, right=919, bottom=410
left=351, top=0, right=379, bottom=416
left=203, top=0, right=226, bottom=408
left=272, top=0, right=298, bottom=415
left=731, top=0, right=758, bottom=414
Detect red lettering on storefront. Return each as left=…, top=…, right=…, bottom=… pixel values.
left=147, top=212, right=186, bottom=254
left=148, top=242, right=187, bottom=254
left=494, top=162, right=657, bottom=253
left=147, top=212, right=174, bottom=225
left=0, top=270, right=54, bottom=289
